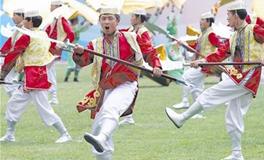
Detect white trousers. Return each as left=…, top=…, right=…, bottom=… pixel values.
left=47, top=61, right=57, bottom=96
left=3, top=68, right=20, bottom=97
left=5, top=86, right=62, bottom=126
left=92, top=81, right=138, bottom=157
left=261, top=67, right=264, bottom=85
left=182, top=67, right=205, bottom=101
left=197, top=73, right=253, bottom=133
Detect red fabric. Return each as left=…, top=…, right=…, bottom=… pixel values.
left=46, top=17, right=74, bottom=55
left=205, top=39, right=230, bottom=63
left=253, top=24, right=264, bottom=44
left=256, top=17, right=264, bottom=27
left=188, top=42, right=197, bottom=50
left=119, top=28, right=129, bottom=32
left=0, top=38, right=12, bottom=54
left=244, top=67, right=262, bottom=95
left=3, top=35, right=30, bottom=66
left=245, top=15, right=251, bottom=24
left=76, top=89, right=97, bottom=112
left=208, top=32, right=221, bottom=47
left=24, top=66, right=51, bottom=90
left=136, top=31, right=161, bottom=68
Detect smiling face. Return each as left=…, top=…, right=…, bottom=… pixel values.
left=99, top=14, right=119, bottom=36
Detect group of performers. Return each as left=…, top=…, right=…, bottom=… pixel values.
left=0, top=0, right=263, bottom=160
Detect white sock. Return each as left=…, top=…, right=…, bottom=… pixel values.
left=124, top=114, right=133, bottom=119
left=96, top=153, right=112, bottom=160
left=53, top=120, right=67, bottom=136
left=182, top=101, right=203, bottom=121
left=6, top=120, right=16, bottom=136
left=229, top=130, right=242, bottom=152
left=182, top=85, right=190, bottom=102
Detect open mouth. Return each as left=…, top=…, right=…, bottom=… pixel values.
left=105, top=26, right=109, bottom=30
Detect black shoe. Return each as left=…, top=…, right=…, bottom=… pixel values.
left=84, top=133, right=104, bottom=153
left=73, top=78, right=79, bottom=82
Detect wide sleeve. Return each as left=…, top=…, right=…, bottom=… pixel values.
left=0, top=38, right=12, bottom=54
left=253, top=18, right=264, bottom=44
left=61, top=17, right=75, bottom=43
left=136, top=31, right=161, bottom=68
left=208, top=32, right=221, bottom=47
left=73, top=42, right=94, bottom=67
left=1, top=35, right=30, bottom=79
left=205, top=39, right=231, bottom=62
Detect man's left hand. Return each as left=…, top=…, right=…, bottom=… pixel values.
left=153, top=67, right=163, bottom=77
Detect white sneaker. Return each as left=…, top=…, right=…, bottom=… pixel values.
left=49, top=99, right=59, bottom=105
left=84, top=133, right=105, bottom=153
left=119, top=117, right=135, bottom=125
left=172, top=102, right=189, bottom=109
left=222, top=154, right=244, bottom=160
left=0, top=134, right=15, bottom=142
left=165, top=107, right=184, bottom=128
left=191, top=113, right=206, bottom=119
left=55, top=133, right=72, bottom=143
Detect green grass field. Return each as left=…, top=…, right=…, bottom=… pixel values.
left=1, top=63, right=263, bottom=160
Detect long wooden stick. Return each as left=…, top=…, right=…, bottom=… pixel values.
left=0, top=80, right=13, bottom=85
left=166, top=34, right=206, bottom=58
left=0, top=54, right=7, bottom=57
left=184, top=62, right=264, bottom=66
left=81, top=47, right=187, bottom=86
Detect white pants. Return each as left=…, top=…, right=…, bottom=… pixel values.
left=92, top=81, right=138, bottom=157
left=197, top=73, right=253, bottom=133
left=5, top=86, right=62, bottom=126
left=3, top=68, right=20, bottom=97
left=47, top=61, right=57, bottom=97
left=261, top=67, right=264, bottom=85
left=182, top=67, right=205, bottom=101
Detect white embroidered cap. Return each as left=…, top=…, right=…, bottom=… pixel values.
left=132, top=9, right=147, bottom=16
left=227, top=0, right=246, bottom=11
left=201, top=11, right=214, bottom=19
left=13, top=8, right=24, bottom=14
left=98, top=7, right=120, bottom=15
left=51, top=0, right=64, bottom=5
left=25, top=10, right=40, bottom=17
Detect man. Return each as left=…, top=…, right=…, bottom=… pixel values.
left=45, top=0, right=75, bottom=104
left=0, top=10, right=72, bottom=143
left=64, top=16, right=90, bottom=82
left=165, top=1, right=264, bottom=160
left=119, top=9, right=154, bottom=125
left=73, top=7, right=162, bottom=160
left=172, top=11, right=221, bottom=119
left=0, top=8, right=25, bottom=97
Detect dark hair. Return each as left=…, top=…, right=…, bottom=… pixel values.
left=14, top=13, right=24, bottom=18
left=99, top=14, right=120, bottom=22
left=70, top=17, right=78, bottom=24
left=230, top=9, right=247, bottom=20
left=206, top=17, right=214, bottom=26
left=25, top=16, right=42, bottom=27
left=135, top=14, right=150, bottom=23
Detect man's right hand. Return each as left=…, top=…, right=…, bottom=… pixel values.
left=190, top=59, right=206, bottom=68
left=73, top=44, right=84, bottom=55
